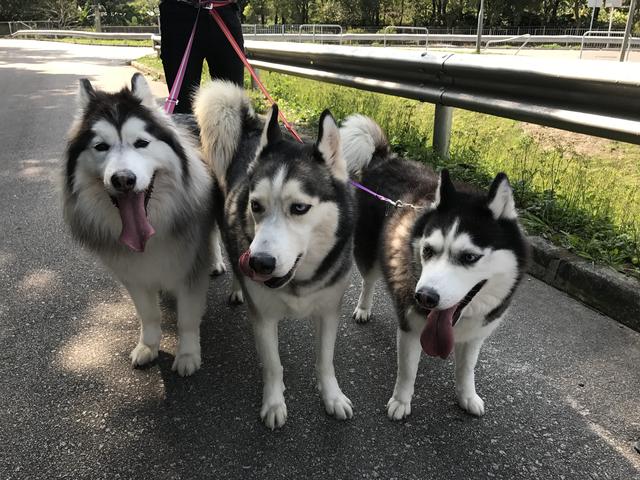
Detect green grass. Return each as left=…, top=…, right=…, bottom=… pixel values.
left=135, top=54, right=640, bottom=279
left=48, top=37, right=153, bottom=47
left=135, top=54, right=163, bottom=70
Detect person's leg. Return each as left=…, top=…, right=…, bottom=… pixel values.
left=159, top=1, right=205, bottom=113
left=203, top=5, right=245, bottom=86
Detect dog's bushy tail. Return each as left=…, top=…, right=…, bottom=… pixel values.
left=193, top=80, right=253, bottom=184
left=340, top=115, right=389, bottom=176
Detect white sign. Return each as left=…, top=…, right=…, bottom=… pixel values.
left=587, top=0, right=600, bottom=6
left=605, top=0, right=622, bottom=7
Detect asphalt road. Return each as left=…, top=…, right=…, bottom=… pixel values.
left=1, top=39, right=639, bottom=480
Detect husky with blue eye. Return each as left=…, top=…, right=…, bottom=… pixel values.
left=194, top=81, right=354, bottom=430
left=341, top=115, right=529, bottom=419
left=62, top=73, right=226, bottom=377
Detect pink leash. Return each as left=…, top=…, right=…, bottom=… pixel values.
left=163, top=8, right=199, bottom=114
left=207, top=7, right=303, bottom=142
left=163, top=1, right=233, bottom=114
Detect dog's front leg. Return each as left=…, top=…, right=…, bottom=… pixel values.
left=228, top=273, right=244, bottom=305
left=454, top=337, right=486, bottom=416
left=313, top=311, right=353, bottom=420
left=210, top=223, right=226, bottom=276
left=127, top=285, right=162, bottom=368
left=173, top=275, right=208, bottom=376
left=352, top=264, right=381, bottom=323
left=252, top=313, right=287, bottom=429
left=387, top=327, right=422, bottom=420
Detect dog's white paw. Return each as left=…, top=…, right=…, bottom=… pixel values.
left=386, top=397, right=412, bottom=420
left=211, top=261, right=227, bottom=276
left=352, top=307, right=372, bottom=323
left=228, top=289, right=244, bottom=305
left=130, top=343, right=158, bottom=367
left=323, top=393, right=353, bottom=420
left=172, top=352, right=201, bottom=377
left=260, top=400, right=288, bottom=430
left=457, top=392, right=485, bottom=417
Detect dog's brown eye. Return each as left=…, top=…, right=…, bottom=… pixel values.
left=290, top=203, right=311, bottom=215
left=94, top=142, right=110, bottom=152
left=423, top=246, right=434, bottom=259
left=134, top=139, right=149, bottom=149
left=250, top=200, right=263, bottom=214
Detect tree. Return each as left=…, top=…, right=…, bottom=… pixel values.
left=33, top=0, right=83, bottom=28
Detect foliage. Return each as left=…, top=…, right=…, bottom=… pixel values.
left=237, top=0, right=638, bottom=29
left=1, top=0, right=159, bottom=26
left=3, top=0, right=639, bottom=31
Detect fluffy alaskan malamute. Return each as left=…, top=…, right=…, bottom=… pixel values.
left=194, top=81, right=354, bottom=429
left=62, top=73, right=225, bottom=376
left=341, top=115, right=529, bottom=419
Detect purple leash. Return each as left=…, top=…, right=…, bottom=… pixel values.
left=349, top=179, right=423, bottom=210
left=164, top=6, right=205, bottom=114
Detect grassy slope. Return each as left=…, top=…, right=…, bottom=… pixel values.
left=136, top=54, right=640, bottom=278
left=49, top=38, right=153, bottom=47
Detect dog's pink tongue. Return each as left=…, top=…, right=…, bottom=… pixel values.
left=238, top=250, right=272, bottom=282
left=420, top=305, right=457, bottom=359
left=116, top=192, right=155, bottom=252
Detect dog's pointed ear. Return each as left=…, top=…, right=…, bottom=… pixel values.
left=433, top=169, right=456, bottom=208
left=77, top=78, right=95, bottom=110
left=316, top=110, right=347, bottom=181
left=131, top=73, right=156, bottom=109
left=250, top=105, right=281, bottom=174
left=487, top=173, right=517, bottom=219
left=258, top=103, right=281, bottom=151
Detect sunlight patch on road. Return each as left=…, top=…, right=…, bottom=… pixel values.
left=566, top=396, right=640, bottom=469
left=18, top=269, right=59, bottom=292
left=57, top=299, right=135, bottom=373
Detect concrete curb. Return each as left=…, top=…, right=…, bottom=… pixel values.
left=528, top=236, right=640, bottom=331
left=129, top=61, right=640, bottom=332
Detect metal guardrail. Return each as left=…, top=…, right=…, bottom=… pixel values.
left=11, top=29, right=640, bottom=148
left=15, top=28, right=640, bottom=50
left=580, top=30, right=627, bottom=59
left=383, top=26, right=428, bottom=50
left=11, top=29, right=153, bottom=41
left=243, top=41, right=640, bottom=149
left=484, top=33, right=531, bottom=54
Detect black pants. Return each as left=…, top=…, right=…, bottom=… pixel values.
left=159, top=1, right=244, bottom=113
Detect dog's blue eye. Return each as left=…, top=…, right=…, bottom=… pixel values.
left=134, top=139, right=149, bottom=149
left=461, top=252, right=482, bottom=264
left=290, top=203, right=311, bottom=215
left=94, top=142, right=110, bottom=152
left=250, top=200, right=263, bottom=214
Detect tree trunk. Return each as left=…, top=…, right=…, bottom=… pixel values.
left=550, top=0, right=560, bottom=25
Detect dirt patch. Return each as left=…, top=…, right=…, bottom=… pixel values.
left=521, top=122, right=630, bottom=159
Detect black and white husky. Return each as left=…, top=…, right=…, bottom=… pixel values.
left=341, top=115, right=529, bottom=419
left=62, top=73, right=225, bottom=376
left=194, top=81, right=354, bottom=429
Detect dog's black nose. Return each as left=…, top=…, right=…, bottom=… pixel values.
left=415, top=288, right=440, bottom=309
left=249, top=253, right=276, bottom=275
left=111, top=170, right=137, bottom=193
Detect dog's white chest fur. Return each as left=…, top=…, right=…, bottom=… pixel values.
left=100, top=237, right=198, bottom=292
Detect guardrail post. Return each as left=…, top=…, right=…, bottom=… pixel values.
left=620, top=0, right=637, bottom=62
left=433, top=104, right=453, bottom=159
left=476, top=0, right=485, bottom=53
left=251, top=68, right=261, bottom=90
